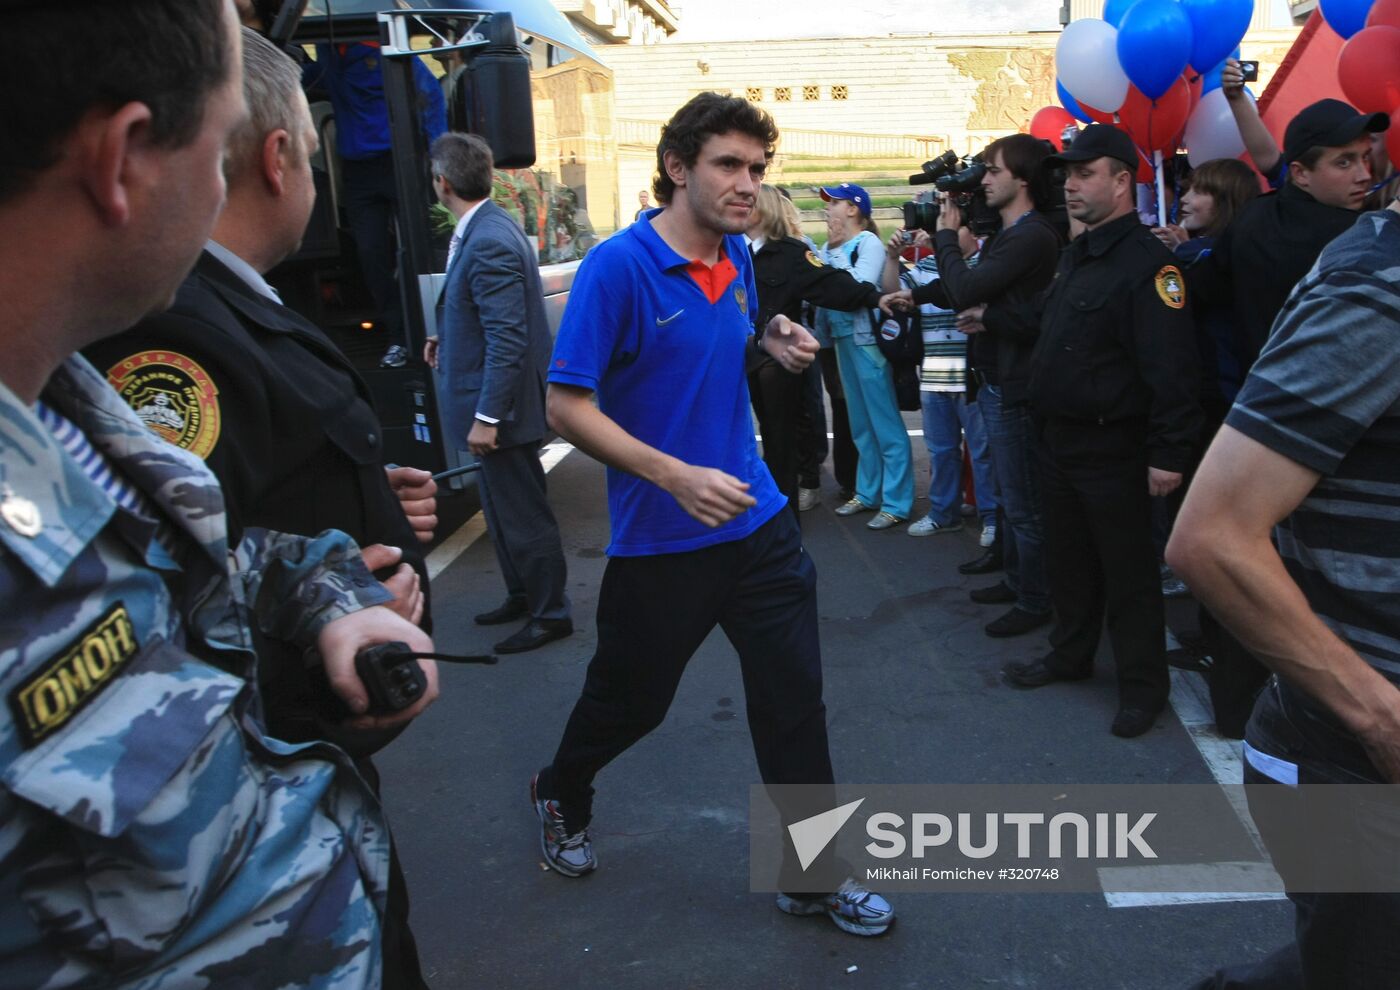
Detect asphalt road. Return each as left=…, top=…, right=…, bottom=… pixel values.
left=378, top=422, right=1293, bottom=989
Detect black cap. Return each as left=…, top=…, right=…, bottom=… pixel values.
left=1047, top=123, right=1139, bottom=171
left=1283, top=99, right=1389, bottom=165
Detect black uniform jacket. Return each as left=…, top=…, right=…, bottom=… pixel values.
left=1025, top=212, right=1201, bottom=474
left=1187, top=182, right=1358, bottom=372
left=85, top=251, right=429, bottom=746
left=86, top=251, right=424, bottom=574
left=747, top=235, right=883, bottom=371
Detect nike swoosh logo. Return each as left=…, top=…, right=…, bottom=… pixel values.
left=655, top=309, right=685, bottom=327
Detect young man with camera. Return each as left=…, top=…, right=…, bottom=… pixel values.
left=881, top=133, right=1062, bottom=640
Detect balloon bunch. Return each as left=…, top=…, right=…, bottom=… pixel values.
left=1030, top=0, right=1256, bottom=195
left=1328, top=0, right=1400, bottom=169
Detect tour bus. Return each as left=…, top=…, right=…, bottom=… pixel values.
left=260, top=0, right=612, bottom=476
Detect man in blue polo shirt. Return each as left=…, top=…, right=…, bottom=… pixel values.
left=529, top=92, right=894, bottom=937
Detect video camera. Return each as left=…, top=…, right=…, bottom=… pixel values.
left=902, top=152, right=1001, bottom=239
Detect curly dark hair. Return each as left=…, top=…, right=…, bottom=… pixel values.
left=653, top=92, right=779, bottom=205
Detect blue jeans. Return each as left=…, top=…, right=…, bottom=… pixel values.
left=978, top=385, right=1049, bottom=614
left=919, top=390, right=997, bottom=527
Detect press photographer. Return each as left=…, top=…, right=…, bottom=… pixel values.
left=880, top=133, right=1063, bottom=640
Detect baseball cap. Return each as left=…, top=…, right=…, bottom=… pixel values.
left=1046, top=123, right=1139, bottom=171
left=819, top=183, right=872, bottom=217
left=1282, top=98, right=1389, bottom=165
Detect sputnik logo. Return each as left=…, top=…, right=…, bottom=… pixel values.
left=787, top=799, right=865, bottom=870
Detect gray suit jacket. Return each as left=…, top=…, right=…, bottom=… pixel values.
left=436, top=200, right=551, bottom=451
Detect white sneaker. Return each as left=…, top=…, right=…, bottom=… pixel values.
left=980, top=523, right=997, bottom=548
left=907, top=516, right=956, bottom=537
left=797, top=487, right=821, bottom=512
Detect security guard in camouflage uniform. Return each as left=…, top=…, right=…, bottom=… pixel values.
left=84, top=30, right=438, bottom=987
left=999, top=125, right=1200, bottom=739
left=0, top=3, right=436, bottom=986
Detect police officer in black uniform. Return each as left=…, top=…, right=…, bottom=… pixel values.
left=84, top=29, right=435, bottom=989
left=1000, top=125, right=1200, bottom=739
left=748, top=187, right=885, bottom=516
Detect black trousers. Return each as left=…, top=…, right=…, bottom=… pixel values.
left=1039, top=418, right=1169, bottom=712
left=537, top=511, right=833, bottom=832
left=817, top=348, right=858, bottom=494
left=1192, top=681, right=1400, bottom=990
left=341, top=154, right=405, bottom=347
left=795, top=362, right=826, bottom=490
left=749, top=358, right=803, bottom=519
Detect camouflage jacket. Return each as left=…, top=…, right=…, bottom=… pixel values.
left=0, top=356, right=394, bottom=988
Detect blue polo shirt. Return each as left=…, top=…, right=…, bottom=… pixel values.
left=549, top=212, right=784, bottom=556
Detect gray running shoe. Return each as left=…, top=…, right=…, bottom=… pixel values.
left=776, top=878, right=895, bottom=936
left=530, top=773, right=595, bottom=877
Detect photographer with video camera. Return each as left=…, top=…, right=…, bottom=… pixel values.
left=881, top=134, right=1062, bottom=640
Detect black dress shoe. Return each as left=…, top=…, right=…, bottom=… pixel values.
left=1003, top=658, right=1091, bottom=689
left=958, top=548, right=1004, bottom=575
left=475, top=596, right=529, bottom=626
left=969, top=581, right=1016, bottom=605
left=494, top=618, right=574, bottom=654
left=1111, top=707, right=1159, bottom=738
left=984, top=606, right=1052, bottom=638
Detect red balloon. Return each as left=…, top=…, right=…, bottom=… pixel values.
left=1136, top=147, right=1157, bottom=184
left=1079, top=101, right=1117, bottom=125
left=1117, top=75, right=1193, bottom=153
left=1030, top=106, right=1078, bottom=150
left=1338, top=26, right=1400, bottom=114
left=1387, top=106, right=1400, bottom=175
left=1366, top=0, right=1400, bottom=29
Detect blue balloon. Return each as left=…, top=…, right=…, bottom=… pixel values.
left=1198, top=46, right=1241, bottom=95
left=1201, top=60, right=1224, bottom=94
left=1057, top=79, right=1093, bottom=123
left=1104, top=0, right=1139, bottom=27
left=1181, top=0, right=1253, bottom=71
left=1320, top=0, right=1373, bottom=38
left=1117, top=0, right=1195, bottom=100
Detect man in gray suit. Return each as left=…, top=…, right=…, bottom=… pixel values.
left=425, top=132, right=572, bottom=653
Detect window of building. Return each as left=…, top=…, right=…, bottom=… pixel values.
left=774, top=86, right=791, bottom=101
left=831, top=85, right=848, bottom=100
left=746, top=86, right=763, bottom=102
left=803, top=84, right=820, bottom=101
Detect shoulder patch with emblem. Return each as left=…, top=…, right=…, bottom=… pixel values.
left=9, top=603, right=140, bottom=748
left=805, top=251, right=825, bottom=268
left=1154, top=265, right=1186, bottom=309
left=105, top=351, right=221, bottom=458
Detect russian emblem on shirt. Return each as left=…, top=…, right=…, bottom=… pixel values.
left=1155, top=266, right=1186, bottom=310
left=105, top=351, right=221, bottom=459
left=734, top=284, right=748, bottom=314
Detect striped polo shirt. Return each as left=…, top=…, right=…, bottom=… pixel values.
left=1225, top=208, right=1400, bottom=723
left=900, top=251, right=978, bottom=392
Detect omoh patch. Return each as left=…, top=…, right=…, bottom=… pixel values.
left=9, top=603, right=140, bottom=748
left=805, top=251, right=825, bottom=268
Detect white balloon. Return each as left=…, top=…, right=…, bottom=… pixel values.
left=1183, top=88, right=1249, bottom=167
left=1056, top=18, right=1131, bottom=113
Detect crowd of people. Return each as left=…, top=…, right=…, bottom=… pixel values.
left=2, top=0, right=1398, bottom=985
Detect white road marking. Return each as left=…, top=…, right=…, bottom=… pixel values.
left=425, top=441, right=574, bottom=580
left=1102, top=634, right=1285, bottom=907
